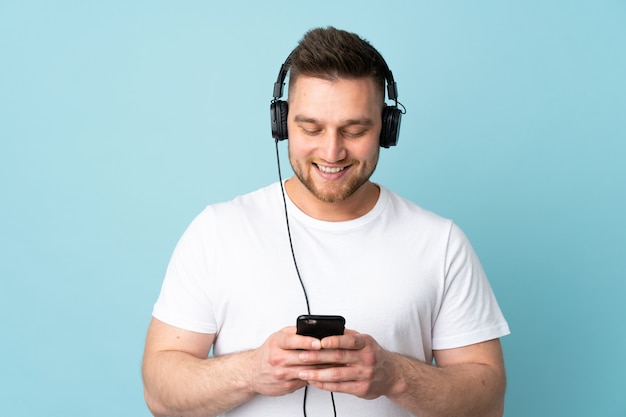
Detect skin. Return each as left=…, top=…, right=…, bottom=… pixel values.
left=285, top=75, right=383, bottom=221
left=142, top=75, right=506, bottom=417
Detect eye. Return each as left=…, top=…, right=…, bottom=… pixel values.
left=301, top=126, right=322, bottom=136
left=342, top=129, right=367, bottom=138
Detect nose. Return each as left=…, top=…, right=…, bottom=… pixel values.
left=319, top=130, right=347, bottom=163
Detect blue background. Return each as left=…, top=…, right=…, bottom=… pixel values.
left=1, top=1, right=624, bottom=416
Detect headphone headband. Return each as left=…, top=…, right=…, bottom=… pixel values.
left=272, top=51, right=293, bottom=101
left=272, top=50, right=399, bottom=104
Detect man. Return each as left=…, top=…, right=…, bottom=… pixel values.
left=142, top=27, right=510, bottom=417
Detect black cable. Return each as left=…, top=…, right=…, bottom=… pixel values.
left=275, top=139, right=310, bottom=315
left=274, top=139, right=338, bottom=417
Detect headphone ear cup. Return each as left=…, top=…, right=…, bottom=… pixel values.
left=380, top=106, right=402, bottom=148
left=270, top=100, right=289, bottom=140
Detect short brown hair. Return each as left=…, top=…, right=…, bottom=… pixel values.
left=287, top=27, right=387, bottom=100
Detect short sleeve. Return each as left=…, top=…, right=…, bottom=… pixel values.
left=152, top=208, right=217, bottom=334
left=431, top=223, right=510, bottom=350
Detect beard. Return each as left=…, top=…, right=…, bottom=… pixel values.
left=289, top=154, right=379, bottom=204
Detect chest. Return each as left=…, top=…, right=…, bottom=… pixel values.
left=209, top=223, right=444, bottom=360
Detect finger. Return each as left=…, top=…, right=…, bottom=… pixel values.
left=298, top=364, right=361, bottom=383
left=320, top=333, right=366, bottom=350
left=298, top=346, right=358, bottom=366
left=308, top=379, right=375, bottom=399
left=308, top=379, right=356, bottom=392
left=278, top=333, right=322, bottom=351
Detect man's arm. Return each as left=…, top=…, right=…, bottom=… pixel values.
left=142, top=318, right=254, bottom=417
left=298, top=333, right=506, bottom=417
left=389, top=339, right=506, bottom=417
left=141, top=318, right=311, bottom=417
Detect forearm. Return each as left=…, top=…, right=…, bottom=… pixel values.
left=387, top=353, right=506, bottom=417
left=142, top=349, right=256, bottom=417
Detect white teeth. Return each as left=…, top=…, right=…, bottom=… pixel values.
left=318, top=165, right=344, bottom=174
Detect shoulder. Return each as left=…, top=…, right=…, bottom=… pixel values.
left=196, top=182, right=282, bottom=220
left=379, top=187, right=483, bottom=257
left=380, top=186, right=454, bottom=231
left=180, top=183, right=283, bottom=242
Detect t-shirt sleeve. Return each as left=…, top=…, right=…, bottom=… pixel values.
left=431, top=222, right=510, bottom=350
left=151, top=208, right=217, bottom=334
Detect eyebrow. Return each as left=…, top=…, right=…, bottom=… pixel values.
left=293, top=115, right=375, bottom=127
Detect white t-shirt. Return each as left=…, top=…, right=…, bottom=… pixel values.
left=153, top=182, right=510, bottom=416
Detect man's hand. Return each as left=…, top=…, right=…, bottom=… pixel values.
left=246, top=326, right=328, bottom=397
left=293, top=329, right=400, bottom=399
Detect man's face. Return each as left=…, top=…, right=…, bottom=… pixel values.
left=287, top=75, right=383, bottom=204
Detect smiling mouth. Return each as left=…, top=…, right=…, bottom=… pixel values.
left=315, top=164, right=346, bottom=174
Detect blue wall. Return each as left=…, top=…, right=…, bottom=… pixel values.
left=1, top=1, right=624, bottom=415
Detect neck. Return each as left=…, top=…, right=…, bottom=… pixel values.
left=284, top=178, right=380, bottom=222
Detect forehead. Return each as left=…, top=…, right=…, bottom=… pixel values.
left=288, top=76, right=383, bottom=116
left=288, top=68, right=386, bottom=99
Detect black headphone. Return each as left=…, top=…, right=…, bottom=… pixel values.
left=270, top=51, right=403, bottom=148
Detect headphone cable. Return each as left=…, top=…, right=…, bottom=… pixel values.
left=274, top=139, right=338, bottom=417
left=275, top=139, right=310, bottom=315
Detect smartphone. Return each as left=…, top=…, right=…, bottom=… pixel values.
left=296, top=315, right=345, bottom=339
